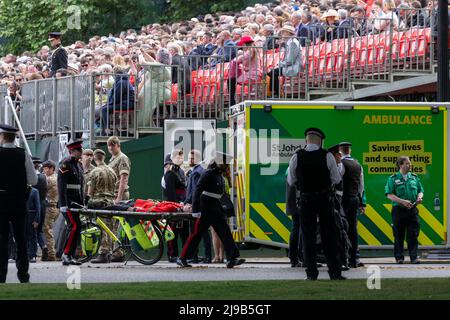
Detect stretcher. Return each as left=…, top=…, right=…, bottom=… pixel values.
left=69, top=207, right=195, bottom=265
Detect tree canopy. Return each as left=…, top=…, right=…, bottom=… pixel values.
left=0, top=0, right=258, bottom=55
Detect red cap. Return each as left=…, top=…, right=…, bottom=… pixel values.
left=237, top=35, right=255, bottom=46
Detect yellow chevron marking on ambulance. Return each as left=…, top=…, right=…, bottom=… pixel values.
left=416, top=205, right=445, bottom=240
left=249, top=219, right=272, bottom=241
left=358, top=221, right=382, bottom=246
left=384, top=204, right=441, bottom=244
left=383, top=204, right=434, bottom=245
left=250, top=203, right=290, bottom=243
left=365, top=204, right=394, bottom=243
left=275, top=203, right=293, bottom=221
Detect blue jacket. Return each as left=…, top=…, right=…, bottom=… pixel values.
left=107, top=74, right=135, bottom=110
left=27, top=187, right=41, bottom=223
left=185, top=164, right=206, bottom=204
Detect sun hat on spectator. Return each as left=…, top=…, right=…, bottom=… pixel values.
left=237, top=35, right=255, bottom=46
left=68, top=63, right=79, bottom=72
left=280, top=25, right=296, bottom=35
left=321, top=9, right=340, bottom=20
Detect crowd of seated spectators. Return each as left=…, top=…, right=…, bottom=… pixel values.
left=1, top=0, right=447, bottom=117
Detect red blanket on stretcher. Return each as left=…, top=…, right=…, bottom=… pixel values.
left=133, top=199, right=183, bottom=213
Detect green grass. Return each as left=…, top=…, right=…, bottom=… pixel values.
left=1, top=279, right=450, bottom=300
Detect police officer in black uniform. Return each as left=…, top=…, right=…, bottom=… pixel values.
left=0, top=124, right=37, bottom=283
left=57, top=140, right=84, bottom=266
left=339, top=142, right=365, bottom=268
left=328, top=144, right=351, bottom=271
left=48, top=32, right=68, bottom=77
left=177, top=152, right=245, bottom=268
left=32, top=157, right=48, bottom=260
left=287, top=128, right=345, bottom=280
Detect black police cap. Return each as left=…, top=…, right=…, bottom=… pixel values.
left=304, top=127, right=326, bottom=139
left=48, top=32, right=62, bottom=39
left=327, top=144, right=340, bottom=153
left=32, top=156, right=42, bottom=164
left=164, top=153, right=173, bottom=166
left=0, top=124, right=19, bottom=134
left=339, top=142, right=352, bottom=148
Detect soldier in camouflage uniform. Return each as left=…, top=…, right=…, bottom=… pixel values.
left=107, top=136, right=131, bottom=262
left=81, top=149, right=95, bottom=196
left=42, top=160, right=59, bottom=261
left=88, top=149, right=117, bottom=263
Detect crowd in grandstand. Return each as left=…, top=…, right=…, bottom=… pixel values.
left=0, top=0, right=447, bottom=112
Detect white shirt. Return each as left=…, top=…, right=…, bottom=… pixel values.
left=287, top=144, right=341, bottom=187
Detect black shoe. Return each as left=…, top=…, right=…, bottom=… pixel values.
left=41, top=248, right=49, bottom=261
left=202, top=257, right=212, bottom=264
left=411, top=259, right=420, bottom=264
left=69, top=256, right=82, bottom=266
left=226, top=258, right=245, bottom=268
left=61, top=254, right=72, bottom=266
left=330, top=275, right=347, bottom=280
left=349, top=260, right=364, bottom=268
left=305, top=276, right=318, bottom=281
left=341, top=265, right=350, bottom=271
left=176, top=258, right=192, bottom=268
left=29, top=257, right=36, bottom=263
left=62, top=254, right=82, bottom=266
left=396, top=259, right=404, bottom=264
left=188, top=258, right=201, bottom=264
left=291, top=260, right=300, bottom=267
left=168, top=256, right=178, bottom=263
left=18, top=273, right=30, bottom=283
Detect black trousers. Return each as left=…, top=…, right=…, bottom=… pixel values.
left=181, top=200, right=239, bottom=261
left=0, top=213, right=29, bottom=283
left=267, top=68, right=281, bottom=97
left=392, top=206, right=420, bottom=261
left=61, top=210, right=81, bottom=257
left=289, top=214, right=303, bottom=263
left=299, top=193, right=341, bottom=278
left=342, top=196, right=360, bottom=263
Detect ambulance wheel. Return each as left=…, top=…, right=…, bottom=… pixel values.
left=131, top=225, right=164, bottom=265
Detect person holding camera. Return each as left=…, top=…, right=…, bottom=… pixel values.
left=385, top=156, right=424, bottom=264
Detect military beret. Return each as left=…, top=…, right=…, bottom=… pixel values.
left=42, top=160, right=56, bottom=169
left=66, top=139, right=83, bottom=151
left=304, top=127, right=326, bottom=139
left=0, top=124, right=19, bottom=134
left=82, top=148, right=94, bottom=156
left=93, top=149, right=105, bottom=156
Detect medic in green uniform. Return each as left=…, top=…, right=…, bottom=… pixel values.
left=385, top=156, right=424, bottom=264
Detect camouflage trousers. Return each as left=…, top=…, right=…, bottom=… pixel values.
left=43, top=206, right=59, bottom=258
left=99, top=217, right=114, bottom=255
left=108, top=191, right=129, bottom=257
